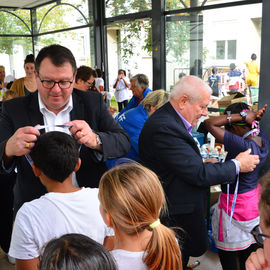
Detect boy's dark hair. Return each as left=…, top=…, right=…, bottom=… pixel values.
left=35, top=44, right=77, bottom=75
left=75, top=66, right=97, bottom=83
left=229, top=63, right=236, bottom=70
left=96, top=68, right=103, bottom=78
left=39, top=233, right=117, bottom=270
left=30, top=131, right=79, bottom=183
left=212, top=67, right=217, bottom=74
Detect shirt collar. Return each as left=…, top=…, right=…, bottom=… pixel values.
left=172, top=105, right=193, bottom=135
left=38, top=92, right=73, bottom=115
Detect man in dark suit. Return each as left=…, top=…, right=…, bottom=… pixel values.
left=139, top=75, right=259, bottom=268
left=0, top=44, right=130, bottom=215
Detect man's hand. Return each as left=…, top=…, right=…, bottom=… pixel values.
left=5, top=126, right=40, bottom=158
left=246, top=248, right=270, bottom=270
left=204, top=158, right=219, bottom=164
left=235, top=149, right=259, bottom=173
left=67, top=120, right=101, bottom=150
left=108, top=106, right=117, bottom=115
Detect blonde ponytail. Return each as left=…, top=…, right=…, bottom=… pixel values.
left=99, top=163, right=182, bottom=270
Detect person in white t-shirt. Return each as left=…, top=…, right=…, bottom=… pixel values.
left=113, top=69, right=130, bottom=112
left=9, top=131, right=112, bottom=270
left=95, top=69, right=104, bottom=93
left=98, top=163, right=182, bottom=270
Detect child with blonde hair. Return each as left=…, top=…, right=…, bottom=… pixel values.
left=99, top=163, right=182, bottom=270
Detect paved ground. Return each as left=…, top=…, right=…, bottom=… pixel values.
left=0, top=248, right=14, bottom=270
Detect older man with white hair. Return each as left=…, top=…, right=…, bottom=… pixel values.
left=139, top=75, right=260, bottom=268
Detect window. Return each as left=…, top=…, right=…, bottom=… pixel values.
left=216, top=40, right=236, bottom=60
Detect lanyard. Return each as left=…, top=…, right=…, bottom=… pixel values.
left=226, top=129, right=258, bottom=238
left=226, top=174, right=239, bottom=238
left=242, top=128, right=259, bottom=139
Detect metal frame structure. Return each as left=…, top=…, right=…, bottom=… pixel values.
left=0, top=1, right=94, bottom=58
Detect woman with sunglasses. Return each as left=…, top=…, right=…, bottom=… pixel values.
left=204, top=102, right=269, bottom=270
left=246, top=177, right=270, bottom=270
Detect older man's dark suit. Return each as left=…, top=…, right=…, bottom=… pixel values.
left=0, top=90, right=130, bottom=213
left=139, top=102, right=236, bottom=260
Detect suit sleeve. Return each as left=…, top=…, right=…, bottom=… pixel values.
left=151, top=128, right=236, bottom=188
left=0, top=102, right=17, bottom=174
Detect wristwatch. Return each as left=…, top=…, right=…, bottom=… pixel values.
left=96, top=134, right=102, bottom=146
left=226, top=111, right=232, bottom=126
left=240, top=110, right=247, bottom=122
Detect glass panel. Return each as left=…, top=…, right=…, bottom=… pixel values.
left=63, top=0, right=91, bottom=23
left=216, top=40, right=225, bottom=60
left=166, top=0, right=248, bottom=11
left=0, top=37, right=32, bottom=79
left=36, top=3, right=89, bottom=34
left=35, top=28, right=93, bottom=67
left=107, top=19, right=152, bottom=96
left=106, top=0, right=151, bottom=18
left=0, top=9, right=31, bottom=35
left=166, top=3, right=262, bottom=104
left=227, top=40, right=236, bottom=60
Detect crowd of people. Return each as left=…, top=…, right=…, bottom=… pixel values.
left=0, top=45, right=268, bottom=270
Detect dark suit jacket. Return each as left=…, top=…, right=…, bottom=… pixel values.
left=0, top=90, right=130, bottom=212
left=139, top=102, right=236, bottom=256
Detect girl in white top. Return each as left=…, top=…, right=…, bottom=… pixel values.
left=113, top=69, right=130, bottom=112
left=95, top=69, right=104, bottom=92
left=99, top=163, right=182, bottom=270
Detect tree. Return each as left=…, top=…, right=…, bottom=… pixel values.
left=0, top=3, right=74, bottom=55
left=106, top=0, right=192, bottom=66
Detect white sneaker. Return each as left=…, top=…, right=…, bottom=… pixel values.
left=7, top=254, right=16, bottom=264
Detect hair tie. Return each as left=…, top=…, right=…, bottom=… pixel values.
left=149, top=219, right=161, bottom=229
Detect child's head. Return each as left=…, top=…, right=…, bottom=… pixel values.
left=212, top=67, right=217, bottom=74
left=99, top=163, right=182, bottom=269
left=224, top=102, right=251, bottom=133
left=251, top=53, right=257, bottom=61
left=230, top=63, right=236, bottom=71
left=39, top=233, right=117, bottom=270
left=30, top=131, right=80, bottom=182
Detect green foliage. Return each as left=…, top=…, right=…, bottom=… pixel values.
left=106, top=0, right=193, bottom=66
left=0, top=1, right=86, bottom=56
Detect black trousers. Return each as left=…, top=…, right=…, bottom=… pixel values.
left=161, top=212, right=208, bottom=270
left=0, top=172, right=16, bottom=253
left=218, top=243, right=260, bottom=270
left=117, top=100, right=128, bottom=112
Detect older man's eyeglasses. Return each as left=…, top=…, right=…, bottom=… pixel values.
left=38, top=75, right=73, bottom=89
left=250, top=225, right=270, bottom=247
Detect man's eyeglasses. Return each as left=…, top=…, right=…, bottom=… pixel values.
left=250, top=225, right=270, bottom=247
left=38, top=75, right=73, bottom=89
